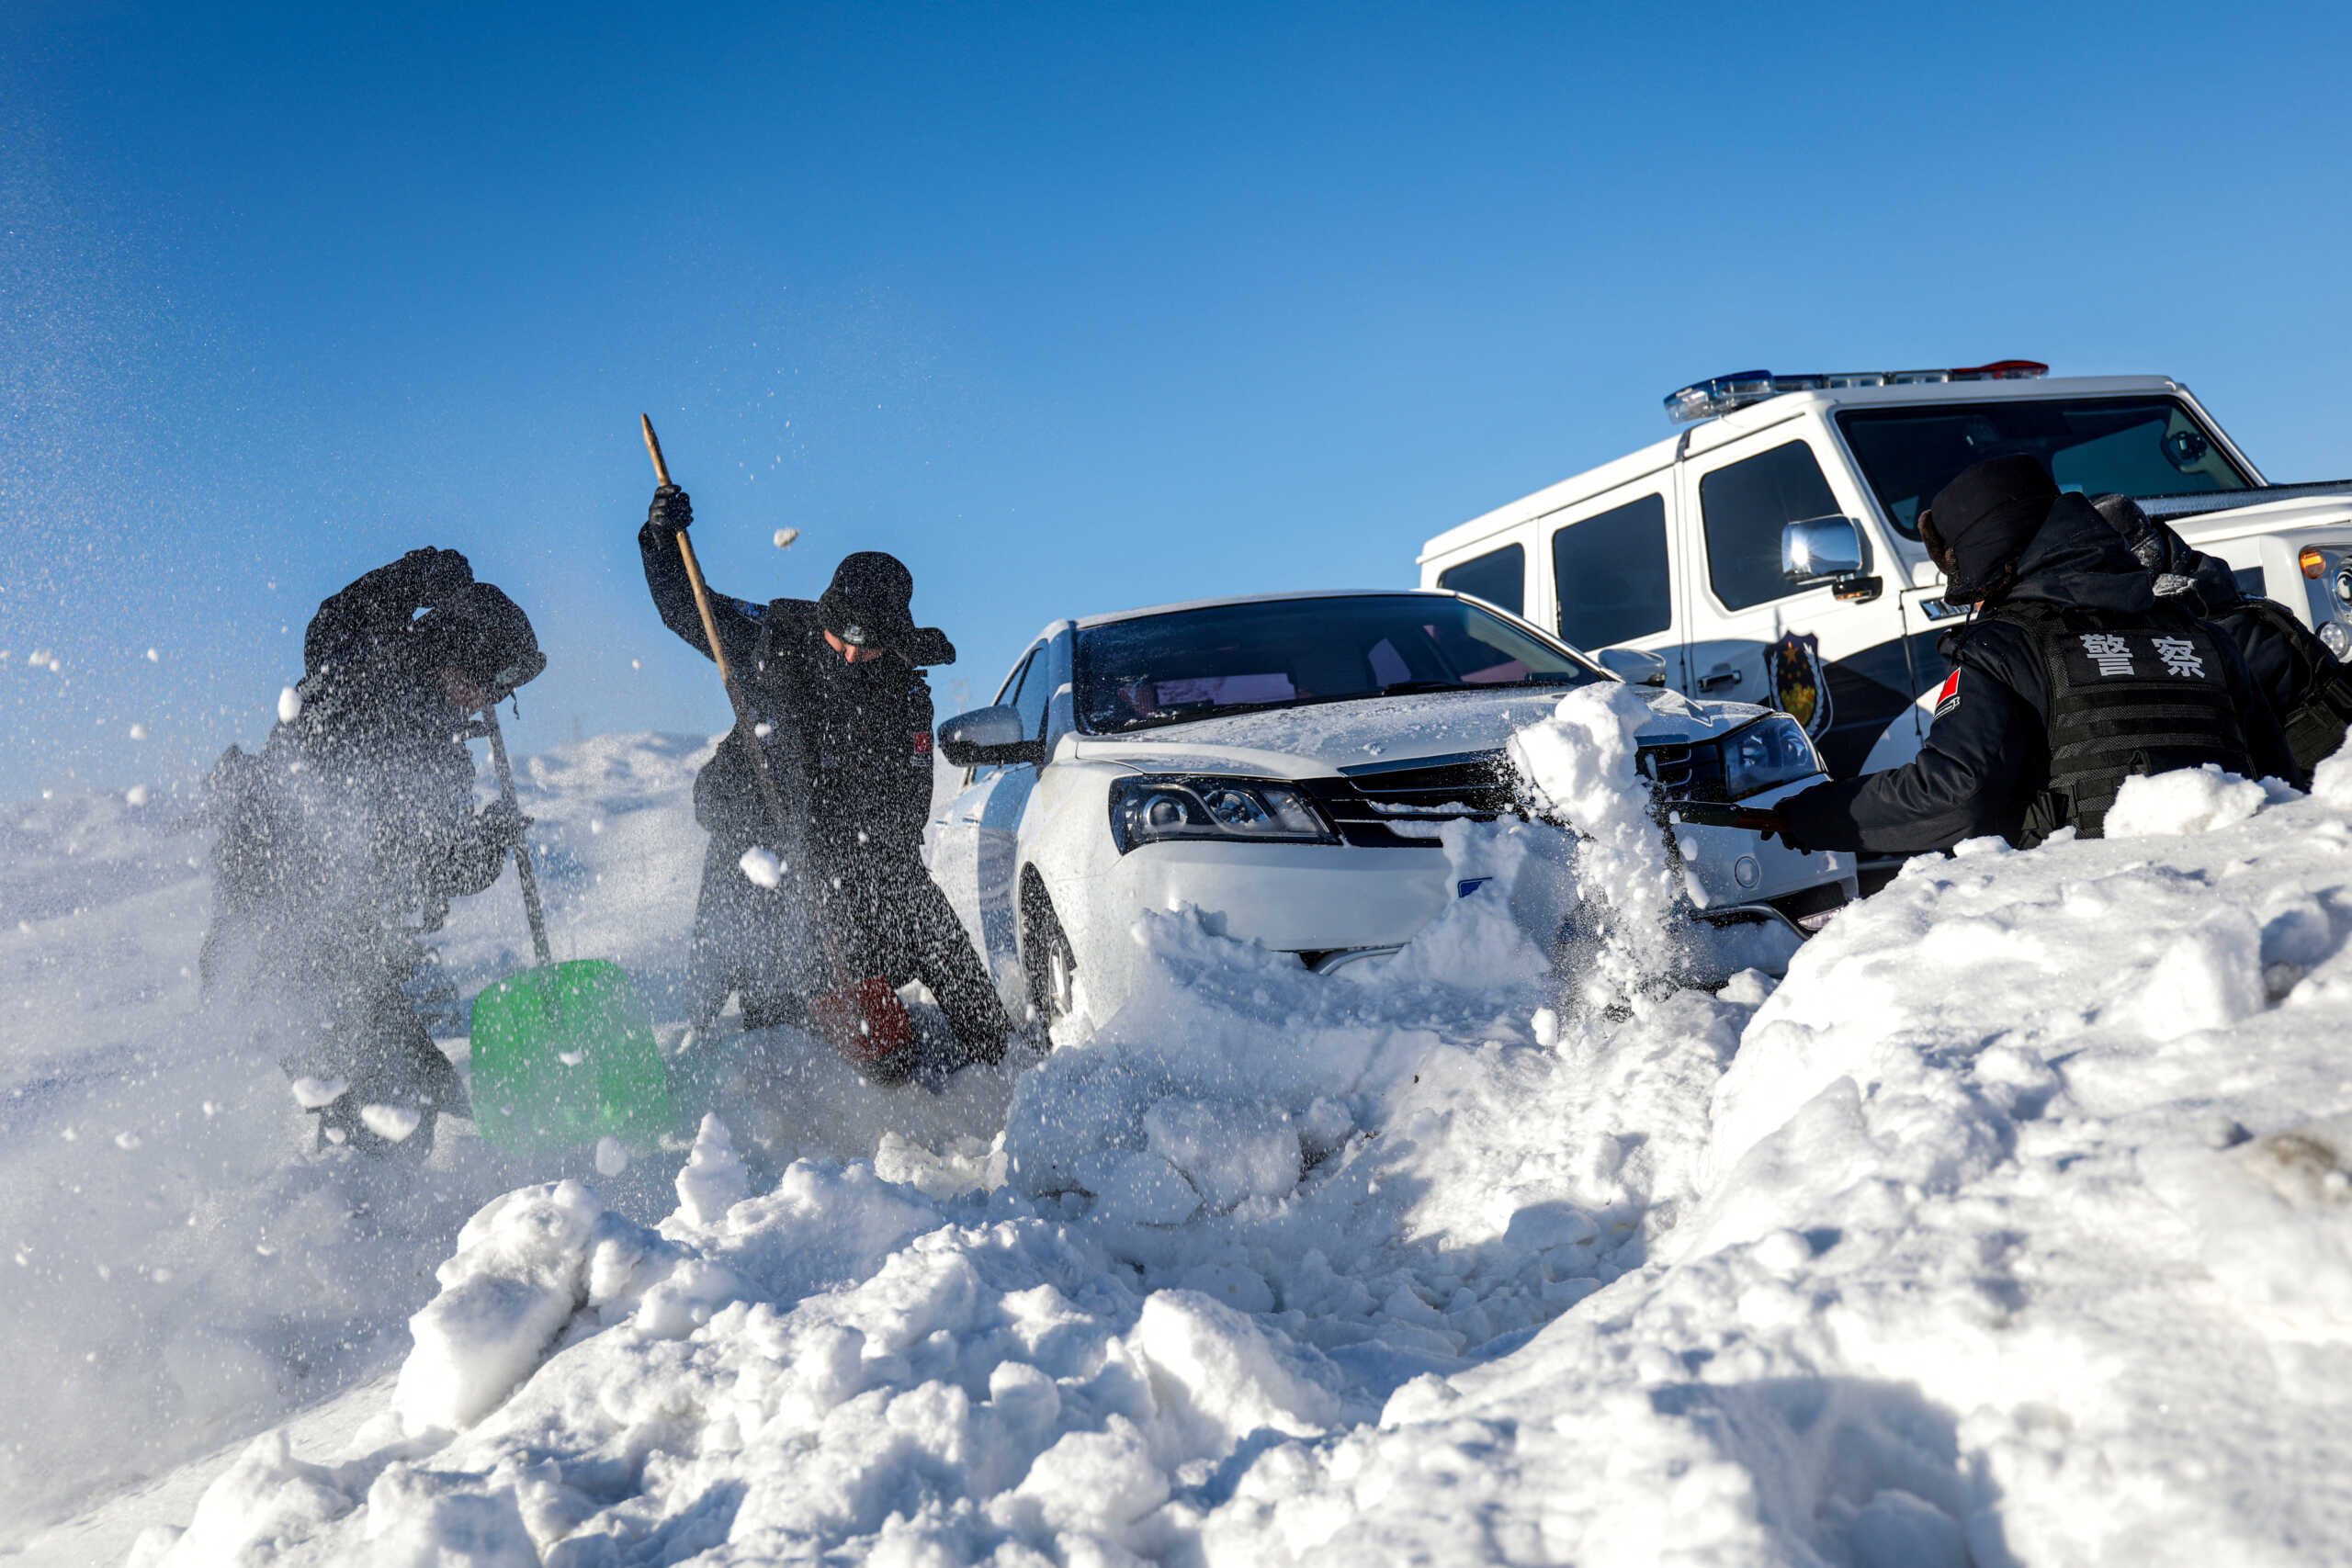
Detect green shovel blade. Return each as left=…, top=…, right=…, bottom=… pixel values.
left=468, top=959, right=673, bottom=1150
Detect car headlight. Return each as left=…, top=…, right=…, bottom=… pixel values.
left=1108, top=775, right=1338, bottom=853
left=1719, top=715, right=1823, bottom=800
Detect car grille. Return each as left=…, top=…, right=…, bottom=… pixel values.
left=1303, top=750, right=1520, bottom=850
left=1301, top=742, right=1720, bottom=847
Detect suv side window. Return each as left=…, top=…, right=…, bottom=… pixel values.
left=1552, top=493, right=1669, bottom=648
left=1008, top=644, right=1052, bottom=742
left=1437, top=543, right=1525, bottom=616
left=970, top=647, right=1042, bottom=784
left=1698, top=440, right=1841, bottom=611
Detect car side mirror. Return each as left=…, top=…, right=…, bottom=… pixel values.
left=937, top=705, right=1046, bottom=768
left=1781, top=514, right=1882, bottom=602
left=1595, top=647, right=1668, bottom=687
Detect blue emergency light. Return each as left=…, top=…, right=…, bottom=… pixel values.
left=1664, top=361, right=2048, bottom=424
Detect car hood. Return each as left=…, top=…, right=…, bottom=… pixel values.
left=1063, top=684, right=1767, bottom=778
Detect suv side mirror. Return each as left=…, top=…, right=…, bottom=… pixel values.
left=937, top=705, right=1046, bottom=768
left=1595, top=647, right=1668, bottom=687
left=1781, top=515, right=1882, bottom=602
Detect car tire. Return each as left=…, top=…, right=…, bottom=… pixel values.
left=1019, top=871, right=1079, bottom=1029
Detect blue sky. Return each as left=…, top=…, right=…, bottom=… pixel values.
left=4, top=0, right=2349, bottom=796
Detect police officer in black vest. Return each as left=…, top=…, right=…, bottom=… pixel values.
left=639, top=486, right=1012, bottom=1070
left=2091, top=491, right=2352, bottom=775
left=1771, top=456, right=2303, bottom=855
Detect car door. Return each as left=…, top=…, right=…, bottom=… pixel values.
left=1545, top=479, right=1684, bottom=685
left=930, top=641, right=1053, bottom=979
left=1673, top=429, right=1909, bottom=778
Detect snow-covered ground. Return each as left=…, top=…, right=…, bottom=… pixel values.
left=7, top=700, right=2352, bottom=1566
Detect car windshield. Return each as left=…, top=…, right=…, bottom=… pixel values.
left=1074, top=594, right=1603, bottom=735
left=1837, top=397, right=2252, bottom=539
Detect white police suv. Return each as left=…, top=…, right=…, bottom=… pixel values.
left=926, top=590, right=1855, bottom=1032
left=1420, top=362, right=2352, bottom=791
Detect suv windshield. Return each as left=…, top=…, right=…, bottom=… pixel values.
left=1075, top=594, right=1602, bottom=735
left=1838, top=397, right=2251, bottom=538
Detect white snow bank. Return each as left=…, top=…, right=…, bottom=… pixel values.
left=40, top=723, right=2352, bottom=1565
left=2105, top=761, right=2271, bottom=837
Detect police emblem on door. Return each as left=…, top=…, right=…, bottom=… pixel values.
left=1765, top=631, right=1834, bottom=739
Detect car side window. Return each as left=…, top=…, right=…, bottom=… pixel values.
left=1552, top=493, right=1670, bottom=649
left=1437, top=543, right=1525, bottom=616
left=1698, top=440, right=1841, bottom=611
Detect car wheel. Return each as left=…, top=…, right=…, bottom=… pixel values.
left=1019, top=871, right=1079, bottom=1028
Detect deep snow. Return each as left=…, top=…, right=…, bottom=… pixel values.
left=6, top=696, right=2352, bottom=1566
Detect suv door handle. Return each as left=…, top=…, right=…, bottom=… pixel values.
left=1698, top=663, right=1744, bottom=691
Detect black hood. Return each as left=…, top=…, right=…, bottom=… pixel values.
left=1997, top=492, right=2159, bottom=615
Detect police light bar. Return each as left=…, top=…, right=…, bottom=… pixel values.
left=1663, top=361, right=2049, bottom=424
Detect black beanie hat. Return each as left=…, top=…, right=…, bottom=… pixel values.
left=818, top=551, right=918, bottom=651
left=415, top=582, right=546, bottom=698
left=1921, top=455, right=2058, bottom=604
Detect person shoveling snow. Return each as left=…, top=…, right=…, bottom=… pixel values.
left=199, top=547, right=545, bottom=1160
left=634, top=420, right=1012, bottom=1085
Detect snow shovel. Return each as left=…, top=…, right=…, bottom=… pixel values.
left=466, top=705, right=676, bottom=1148
left=640, top=413, right=917, bottom=1085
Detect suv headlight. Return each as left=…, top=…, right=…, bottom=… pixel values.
left=1720, top=715, right=1823, bottom=800
left=1108, top=775, right=1338, bottom=853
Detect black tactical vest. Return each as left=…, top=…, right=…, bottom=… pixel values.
left=1989, top=601, right=2252, bottom=845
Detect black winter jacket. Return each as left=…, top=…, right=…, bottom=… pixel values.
left=205, top=550, right=509, bottom=993
left=640, top=522, right=938, bottom=874
left=1780, top=496, right=2301, bottom=856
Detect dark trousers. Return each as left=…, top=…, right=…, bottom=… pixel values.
left=827, top=859, right=1012, bottom=1066
left=690, top=837, right=1010, bottom=1066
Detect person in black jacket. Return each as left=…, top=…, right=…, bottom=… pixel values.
left=2091, top=491, right=2352, bottom=774
left=203, top=547, right=544, bottom=1159
left=639, top=486, right=1011, bottom=1074
left=1772, top=457, right=2302, bottom=856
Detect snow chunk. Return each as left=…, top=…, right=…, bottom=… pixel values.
left=673, top=1113, right=749, bottom=1227
left=124, top=784, right=149, bottom=807
left=2134, top=908, right=2267, bottom=1040
left=288, top=1076, right=348, bottom=1111
left=1144, top=1097, right=1299, bottom=1210
left=395, top=1179, right=668, bottom=1435
left=2107, top=763, right=2267, bottom=838
left=2314, top=742, right=2352, bottom=809
left=153, top=1430, right=352, bottom=1566
left=737, top=845, right=783, bottom=889
left=594, top=1135, right=629, bottom=1177
left=359, top=1103, right=422, bottom=1143
left=277, top=685, right=301, bottom=723
left=1133, top=1289, right=1343, bottom=1451
left=1077, top=1147, right=1201, bottom=1224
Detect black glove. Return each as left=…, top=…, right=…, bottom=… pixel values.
left=1755, top=807, right=1811, bottom=855
left=648, top=485, right=693, bottom=535
left=478, top=798, right=532, bottom=851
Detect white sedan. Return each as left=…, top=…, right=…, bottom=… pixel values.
left=927, top=591, right=1856, bottom=1032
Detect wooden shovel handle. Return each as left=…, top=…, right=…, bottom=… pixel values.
left=638, top=414, right=831, bottom=979
left=640, top=412, right=673, bottom=488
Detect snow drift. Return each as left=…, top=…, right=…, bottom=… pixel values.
left=8, top=703, right=2352, bottom=1566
